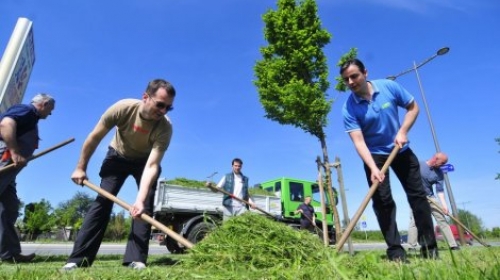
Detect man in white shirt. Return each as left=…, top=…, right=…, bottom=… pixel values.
left=214, top=158, right=255, bottom=220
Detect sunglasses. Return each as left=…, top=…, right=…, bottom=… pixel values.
left=147, top=93, right=174, bottom=112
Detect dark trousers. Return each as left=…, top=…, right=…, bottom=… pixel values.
left=0, top=181, right=21, bottom=260
left=67, top=147, right=159, bottom=266
left=300, top=219, right=315, bottom=232
left=364, top=148, right=436, bottom=259
left=0, top=130, right=37, bottom=259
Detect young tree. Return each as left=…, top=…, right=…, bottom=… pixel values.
left=254, top=0, right=341, bottom=241
left=23, top=199, right=55, bottom=240
left=456, top=208, right=485, bottom=236
left=104, top=211, right=131, bottom=241
left=53, top=191, right=93, bottom=240
left=491, top=227, right=500, bottom=238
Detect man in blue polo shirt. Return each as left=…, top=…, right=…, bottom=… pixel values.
left=0, top=93, right=55, bottom=263
left=340, top=59, right=437, bottom=261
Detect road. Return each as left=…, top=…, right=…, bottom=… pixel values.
left=22, top=241, right=498, bottom=256
left=21, top=242, right=170, bottom=256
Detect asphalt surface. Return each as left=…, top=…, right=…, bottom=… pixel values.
left=21, top=241, right=498, bottom=256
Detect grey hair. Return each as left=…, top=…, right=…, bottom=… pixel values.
left=31, top=93, right=55, bottom=106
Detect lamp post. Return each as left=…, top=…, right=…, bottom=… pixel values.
left=387, top=47, right=466, bottom=245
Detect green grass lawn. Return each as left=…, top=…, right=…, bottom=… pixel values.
left=1, top=246, right=499, bottom=280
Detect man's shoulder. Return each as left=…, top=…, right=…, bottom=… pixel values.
left=112, top=99, right=141, bottom=108
left=342, top=93, right=358, bottom=112
left=1, top=103, right=34, bottom=119
left=371, top=79, right=398, bottom=88
left=103, top=99, right=140, bottom=116
left=158, top=114, right=173, bottom=129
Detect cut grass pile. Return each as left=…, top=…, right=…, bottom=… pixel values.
left=180, top=212, right=348, bottom=278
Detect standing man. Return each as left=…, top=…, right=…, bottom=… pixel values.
left=0, top=93, right=55, bottom=262
left=208, top=158, right=255, bottom=220
left=295, top=196, right=316, bottom=232
left=407, top=152, right=459, bottom=250
left=61, top=79, right=175, bottom=271
left=340, top=59, right=438, bottom=261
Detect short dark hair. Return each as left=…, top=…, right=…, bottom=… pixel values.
left=232, top=158, right=243, bottom=165
left=339, top=58, right=366, bottom=75
left=146, top=79, right=176, bottom=97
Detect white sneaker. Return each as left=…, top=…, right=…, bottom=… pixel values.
left=128, top=261, right=146, bottom=270
left=60, top=262, right=77, bottom=272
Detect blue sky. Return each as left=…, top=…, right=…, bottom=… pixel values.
left=1, top=0, right=499, bottom=231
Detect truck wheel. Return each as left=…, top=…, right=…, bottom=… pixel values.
left=165, top=236, right=185, bottom=254
left=187, top=222, right=215, bottom=244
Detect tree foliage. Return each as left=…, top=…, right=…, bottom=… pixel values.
left=334, top=48, right=358, bottom=92
left=455, top=208, right=485, bottom=235
left=254, top=0, right=332, bottom=139
left=54, top=191, right=93, bottom=231
left=490, top=227, right=500, bottom=238
left=23, top=199, right=55, bottom=239
left=104, top=211, right=131, bottom=241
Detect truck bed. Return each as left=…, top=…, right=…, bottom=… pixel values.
left=153, top=183, right=282, bottom=216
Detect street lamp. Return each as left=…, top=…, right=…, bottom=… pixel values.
left=387, top=47, right=466, bottom=245
left=387, top=47, right=449, bottom=81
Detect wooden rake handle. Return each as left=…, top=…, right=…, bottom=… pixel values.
left=336, top=146, right=400, bottom=252
left=427, top=198, right=490, bottom=248
left=206, top=183, right=278, bottom=220
left=301, top=211, right=323, bottom=233
left=82, top=179, right=193, bottom=249
left=0, top=137, right=75, bottom=174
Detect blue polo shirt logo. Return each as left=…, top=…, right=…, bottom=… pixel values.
left=381, top=102, right=391, bottom=109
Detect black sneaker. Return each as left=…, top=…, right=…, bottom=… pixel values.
left=389, top=255, right=410, bottom=264
left=421, top=247, right=439, bottom=259
left=2, top=253, right=36, bottom=263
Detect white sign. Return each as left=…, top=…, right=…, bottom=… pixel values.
left=0, top=18, right=36, bottom=113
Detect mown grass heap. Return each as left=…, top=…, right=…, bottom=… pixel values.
left=182, top=213, right=341, bottom=272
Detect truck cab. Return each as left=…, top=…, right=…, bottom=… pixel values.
left=258, top=177, right=337, bottom=242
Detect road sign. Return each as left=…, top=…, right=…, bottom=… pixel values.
left=361, top=221, right=367, bottom=229
left=0, top=18, right=35, bottom=113
left=440, top=163, right=455, bottom=173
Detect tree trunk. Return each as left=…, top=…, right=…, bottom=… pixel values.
left=319, top=135, right=341, bottom=244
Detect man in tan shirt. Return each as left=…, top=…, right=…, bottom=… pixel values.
left=62, top=79, right=175, bottom=271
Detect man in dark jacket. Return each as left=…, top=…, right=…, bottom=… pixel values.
left=295, top=196, right=316, bottom=231
left=0, top=93, right=55, bottom=263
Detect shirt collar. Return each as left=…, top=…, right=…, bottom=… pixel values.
left=352, top=81, right=379, bottom=104
left=30, top=104, right=41, bottom=119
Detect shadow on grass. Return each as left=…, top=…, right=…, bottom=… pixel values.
left=149, top=256, right=180, bottom=266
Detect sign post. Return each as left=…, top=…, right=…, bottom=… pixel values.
left=0, top=17, right=36, bottom=113
left=360, top=215, right=367, bottom=240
